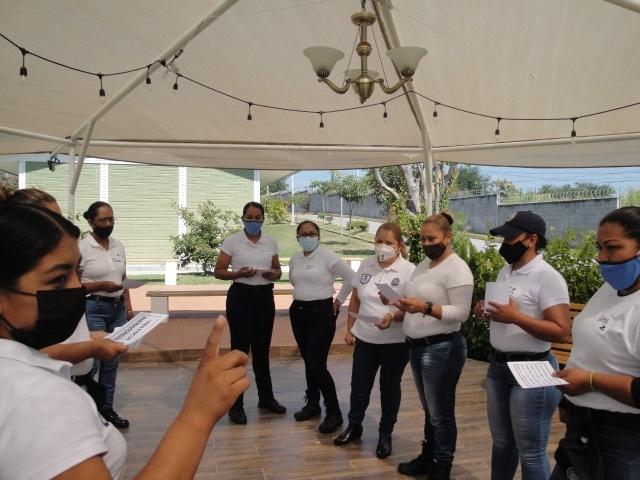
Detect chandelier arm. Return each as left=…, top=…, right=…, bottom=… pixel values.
left=319, top=77, right=351, bottom=94
left=377, top=77, right=412, bottom=94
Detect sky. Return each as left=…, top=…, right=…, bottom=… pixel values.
left=288, top=166, right=640, bottom=196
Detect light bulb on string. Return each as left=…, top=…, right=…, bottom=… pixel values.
left=247, top=102, right=253, bottom=121
left=494, top=117, right=501, bottom=141
left=319, top=112, right=325, bottom=131
left=145, top=65, right=152, bottom=87
left=432, top=102, right=439, bottom=120
left=97, top=73, right=106, bottom=102
left=382, top=102, right=388, bottom=122
left=19, top=48, right=28, bottom=81
left=172, top=74, right=180, bottom=93
left=571, top=118, right=577, bottom=138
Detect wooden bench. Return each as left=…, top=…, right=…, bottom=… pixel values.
left=550, top=302, right=585, bottom=366
left=146, top=287, right=295, bottom=315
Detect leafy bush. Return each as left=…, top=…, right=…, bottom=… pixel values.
left=263, top=198, right=288, bottom=224
left=291, top=193, right=310, bottom=213
left=171, top=201, right=241, bottom=275
left=348, top=219, right=369, bottom=233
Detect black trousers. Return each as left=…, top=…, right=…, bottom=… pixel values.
left=226, top=282, right=276, bottom=408
left=289, top=298, right=340, bottom=412
left=348, top=338, right=409, bottom=436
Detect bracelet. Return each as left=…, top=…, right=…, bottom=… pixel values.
left=589, top=371, right=596, bottom=391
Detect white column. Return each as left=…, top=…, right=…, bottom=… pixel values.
left=18, top=159, right=26, bottom=188
left=253, top=169, right=260, bottom=202
left=290, top=174, right=295, bottom=225
left=67, top=148, right=76, bottom=220
left=178, top=166, right=187, bottom=235
left=99, top=163, right=109, bottom=202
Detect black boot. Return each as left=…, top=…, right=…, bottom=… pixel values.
left=294, top=392, right=321, bottom=421
left=100, top=408, right=129, bottom=429
left=376, top=434, right=392, bottom=459
left=318, top=410, right=343, bottom=433
left=257, top=397, right=287, bottom=414
left=228, top=405, right=247, bottom=425
left=397, top=440, right=434, bottom=476
left=333, top=423, right=363, bottom=446
left=428, top=459, right=452, bottom=480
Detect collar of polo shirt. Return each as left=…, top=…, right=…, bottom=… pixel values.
left=510, top=252, right=543, bottom=276
left=87, top=234, right=114, bottom=250
left=0, top=339, right=71, bottom=375
left=372, top=254, right=402, bottom=272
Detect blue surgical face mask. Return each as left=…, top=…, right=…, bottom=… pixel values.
left=298, top=236, right=319, bottom=252
left=598, top=254, right=640, bottom=291
left=243, top=220, right=262, bottom=236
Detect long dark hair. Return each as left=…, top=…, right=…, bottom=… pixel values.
left=0, top=203, right=80, bottom=289
left=600, top=206, right=640, bottom=246
left=83, top=201, right=111, bottom=222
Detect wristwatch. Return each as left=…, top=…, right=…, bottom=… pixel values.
left=423, top=301, right=434, bottom=316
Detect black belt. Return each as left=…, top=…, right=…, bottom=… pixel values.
left=561, top=398, right=640, bottom=429
left=292, top=298, right=333, bottom=306
left=230, top=282, right=274, bottom=290
left=87, top=294, right=125, bottom=304
left=406, top=331, right=458, bottom=347
left=491, top=348, right=550, bottom=363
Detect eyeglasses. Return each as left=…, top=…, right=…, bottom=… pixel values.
left=297, top=232, right=319, bottom=238
left=94, top=217, right=116, bottom=225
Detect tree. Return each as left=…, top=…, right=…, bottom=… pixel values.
left=622, top=187, right=640, bottom=207
left=538, top=182, right=615, bottom=196
left=171, top=201, right=241, bottom=274
left=0, top=171, right=17, bottom=190
left=455, top=166, right=491, bottom=192
left=309, top=180, right=333, bottom=215
left=260, top=178, right=287, bottom=195
left=492, top=178, right=521, bottom=198
left=336, top=175, right=369, bottom=239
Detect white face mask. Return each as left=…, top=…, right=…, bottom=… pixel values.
left=375, top=244, right=397, bottom=262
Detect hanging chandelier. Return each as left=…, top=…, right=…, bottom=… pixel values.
left=303, top=1, right=427, bottom=104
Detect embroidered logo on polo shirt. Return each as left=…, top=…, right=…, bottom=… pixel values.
left=391, top=277, right=400, bottom=286
left=360, top=273, right=371, bottom=284
left=596, top=315, right=609, bottom=333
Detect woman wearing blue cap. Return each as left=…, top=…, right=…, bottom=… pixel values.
left=473, top=211, right=571, bottom=480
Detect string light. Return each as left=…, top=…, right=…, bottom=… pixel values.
left=3, top=32, right=640, bottom=143
left=19, top=47, right=27, bottom=80
left=97, top=73, right=105, bottom=100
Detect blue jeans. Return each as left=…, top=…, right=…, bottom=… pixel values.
left=85, top=298, right=126, bottom=410
left=409, top=332, right=467, bottom=464
left=348, top=339, right=409, bottom=436
left=486, top=353, right=561, bottom=480
left=550, top=403, right=640, bottom=480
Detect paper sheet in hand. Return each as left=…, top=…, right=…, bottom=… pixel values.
left=123, top=278, right=146, bottom=289
left=507, top=361, right=568, bottom=389
left=375, top=282, right=401, bottom=302
left=484, top=282, right=509, bottom=312
left=348, top=311, right=380, bottom=324
left=106, top=312, right=167, bottom=346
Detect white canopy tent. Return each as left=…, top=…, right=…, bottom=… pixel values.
left=1, top=0, right=640, bottom=215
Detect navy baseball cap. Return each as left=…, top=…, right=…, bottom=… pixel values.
left=490, top=211, right=546, bottom=239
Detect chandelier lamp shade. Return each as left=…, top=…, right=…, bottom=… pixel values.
left=303, top=4, right=427, bottom=104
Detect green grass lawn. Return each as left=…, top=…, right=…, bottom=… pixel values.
left=129, top=223, right=373, bottom=285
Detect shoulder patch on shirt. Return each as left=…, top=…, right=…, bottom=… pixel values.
left=360, top=273, right=371, bottom=284
left=391, top=277, right=400, bottom=286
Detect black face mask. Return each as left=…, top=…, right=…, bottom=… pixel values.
left=0, top=287, right=86, bottom=350
left=423, top=242, right=447, bottom=261
left=499, top=241, right=529, bottom=265
left=93, top=225, right=113, bottom=239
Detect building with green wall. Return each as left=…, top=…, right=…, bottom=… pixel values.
left=21, top=157, right=257, bottom=263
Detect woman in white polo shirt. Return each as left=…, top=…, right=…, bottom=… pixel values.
left=394, top=212, right=473, bottom=480
left=289, top=220, right=355, bottom=433
left=79, top=201, right=133, bottom=429
left=333, top=222, right=415, bottom=459
left=550, top=206, right=640, bottom=480
left=473, top=211, right=571, bottom=480
left=0, top=201, right=249, bottom=480
left=214, top=201, right=285, bottom=425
